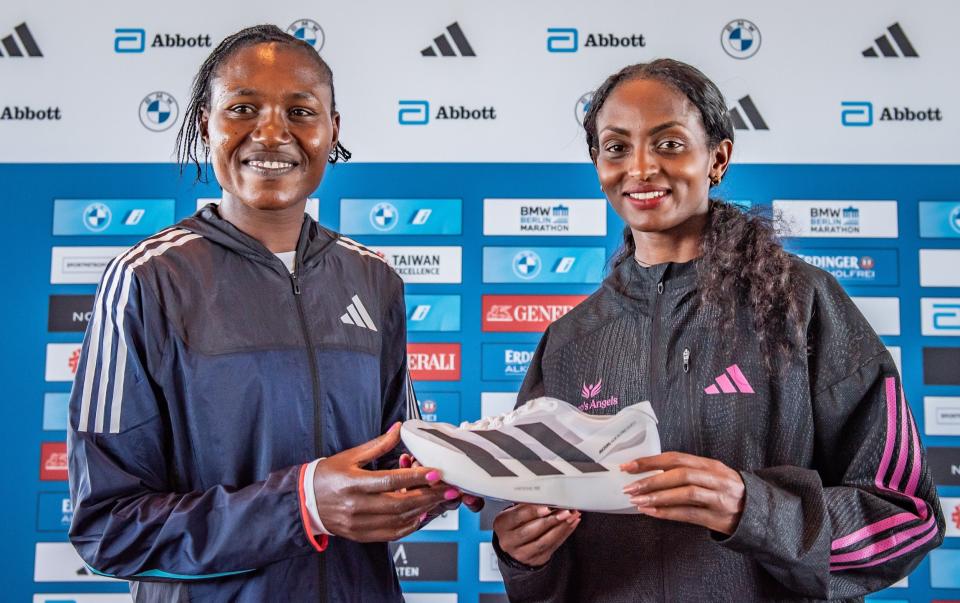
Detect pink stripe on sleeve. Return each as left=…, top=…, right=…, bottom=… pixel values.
left=831, top=512, right=916, bottom=550
left=874, top=377, right=898, bottom=490
left=829, top=515, right=936, bottom=564
left=888, top=386, right=910, bottom=492
left=830, top=522, right=938, bottom=571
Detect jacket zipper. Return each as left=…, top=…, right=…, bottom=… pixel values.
left=290, top=262, right=327, bottom=603
left=649, top=277, right=669, bottom=603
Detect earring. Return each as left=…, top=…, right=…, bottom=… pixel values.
left=709, top=174, right=721, bottom=186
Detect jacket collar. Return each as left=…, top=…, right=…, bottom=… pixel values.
left=604, top=255, right=701, bottom=302
left=178, top=203, right=338, bottom=275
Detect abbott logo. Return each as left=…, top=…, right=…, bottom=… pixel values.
left=842, top=101, right=873, bottom=127
left=922, top=298, right=960, bottom=335
left=547, top=28, right=578, bottom=52
left=114, top=28, right=145, bottom=53
left=399, top=100, right=429, bottom=125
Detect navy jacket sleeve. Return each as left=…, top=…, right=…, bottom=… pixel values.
left=718, top=277, right=945, bottom=598
left=68, top=261, right=322, bottom=582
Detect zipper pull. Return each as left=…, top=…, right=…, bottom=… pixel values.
left=657, top=281, right=664, bottom=294
left=682, top=347, right=690, bottom=373
left=290, top=272, right=301, bottom=295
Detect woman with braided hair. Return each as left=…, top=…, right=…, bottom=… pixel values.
left=492, top=59, right=944, bottom=601
left=67, top=25, right=477, bottom=602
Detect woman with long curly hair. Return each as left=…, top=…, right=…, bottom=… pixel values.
left=491, top=59, right=944, bottom=601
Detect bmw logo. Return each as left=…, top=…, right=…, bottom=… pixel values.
left=512, top=250, right=542, bottom=280
left=139, top=91, right=179, bottom=132
left=859, top=256, right=875, bottom=270
left=370, top=202, right=399, bottom=231
left=722, top=19, right=761, bottom=59
left=575, top=91, right=594, bottom=125
left=950, top=205, right=960, bottom=234
left=287, top=19, right=325, bottom=52
left=83, top=203, right=112, bottom=232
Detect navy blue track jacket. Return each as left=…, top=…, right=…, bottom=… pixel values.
left=67, top=205, right=418, bottom=602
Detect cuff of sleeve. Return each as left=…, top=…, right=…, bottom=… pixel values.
left=297, top=462, right=329, bottom=552
left=492, top=532, right=543, bottom=573
left=713, top=470, right=771, bottom=553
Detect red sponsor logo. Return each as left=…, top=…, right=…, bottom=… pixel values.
left=482, top=295, right=587, bottom=332
left=41, top=442, right=68, bottom=481
left=68, top=348, right=81, bottom=374
left=952, top=502, right=960, bottom=530
left=408, top=343, right=461, bottom=381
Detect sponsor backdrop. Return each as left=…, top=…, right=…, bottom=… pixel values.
left=1, top=1, right=958, bottom=601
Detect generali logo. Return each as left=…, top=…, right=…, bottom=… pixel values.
left=40, top=442, right=68, bottom=481
left=407, top=343, right=461, bottom=381
left=482, top=295, right=587, bottom=332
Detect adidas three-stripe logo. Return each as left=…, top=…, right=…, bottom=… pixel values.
left=0, top=23, right=42, bottom=57
left=420, top=422, right=608, bottom=478
left=340, top=294, right=377, bottom=331
left=704, top=364, right=755, bottom=395
left=421, top=22, right=475, bottom=57
left=727, top=95, right=768, bottom=131
left=862, top=22, right=917, bottom=58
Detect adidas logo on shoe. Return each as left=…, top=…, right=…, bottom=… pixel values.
left=340, top=294, right=377, bottom=331
left=401, top=397, right=661, bottom=513
left=704, top=364, right=754, bottom=395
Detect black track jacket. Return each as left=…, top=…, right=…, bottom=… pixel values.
left=495, top=256, right=944, bottom=602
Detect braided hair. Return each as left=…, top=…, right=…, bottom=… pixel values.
left=584, top=59, right=804, bottom=368
left=175, top=24, right=351, bottom=183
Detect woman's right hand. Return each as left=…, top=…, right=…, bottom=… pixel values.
left=312, top=423, right=450, bottom=542
left=493, top=504, right=581, bottom=567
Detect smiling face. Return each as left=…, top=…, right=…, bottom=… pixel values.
left=200, top=42, right=339, bottom=211
left=592, top=78, right=730, bottom=237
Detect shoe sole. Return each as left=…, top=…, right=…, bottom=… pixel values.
left=402, top=426, right=658, bottom=513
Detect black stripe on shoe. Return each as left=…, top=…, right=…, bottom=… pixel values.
left=515, top=423, right=608, bottom=473
left=471, top=430, right=564, bottom=476
left=420, top=429, right=517, bottom=477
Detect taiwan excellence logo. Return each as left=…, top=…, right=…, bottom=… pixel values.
left=721, top=19, right=760, bottom=59
left=139, top=91, right=178, bottom=132
left=369, top=201, right=399, bottom=231
left=82, top=203, right=111, bottom=232
left=512, top=250, right=542, bottom=280
left=286, top=19, right=324, bottom=52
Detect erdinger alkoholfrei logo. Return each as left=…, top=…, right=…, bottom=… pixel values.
left=727, top=95, right=768, bottom=130
left=83, top=202, right=111, bottom=232
left=287, top=19, right=325, bottom=52
left=139, top=92, right=179, bottom=132
left=370, top=201, right=399, bottom=231
left=421, top=22, right=475, bottom=57
left=721, top=19, right=761, bottom=59
left=512, top=250, right=542, bottom=280
left=862, top=22, right=918, bottom=58
left=575, top=92, right=593, bottom=125
left=578, top=379, right=619, bottom=411
left=0, top=22, right=42, bottom=57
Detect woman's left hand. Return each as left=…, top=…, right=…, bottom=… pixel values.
left=620, top=452, right=745, bottom=536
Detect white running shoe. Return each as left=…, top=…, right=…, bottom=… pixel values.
left=400, top=397, right=661, bottom=513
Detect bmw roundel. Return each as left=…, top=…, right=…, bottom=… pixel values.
left=138, top=91, right=179, bottom=132
left=370, top=202, right=399, bottom=231
left=287, top=19, right=325, bottom=52
left=512, top=250, right=542, bottom=280
left=950, top=205, right=960, bottom=235
left=722, top=19, right=761, bottom=59
left=83, top=202, right=112, bottom=232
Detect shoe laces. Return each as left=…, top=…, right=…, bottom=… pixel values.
left=460, top=397, right=559, bottom=430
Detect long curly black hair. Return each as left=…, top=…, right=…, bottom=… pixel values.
left=175, top=24, right=351, bottom=183
left=584, top=59, right=804, bottom=367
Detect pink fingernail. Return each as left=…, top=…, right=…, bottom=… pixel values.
left=425, top=470, right=440, bottom=482
left=389, top=422, right=401, bottom=432
left=399, top=456, right=410, bottom=468
left=443, top=488, right=460, bottom=500
left=419, top=512, right=427, bottom=522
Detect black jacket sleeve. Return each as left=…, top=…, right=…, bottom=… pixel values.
left=717, top=278, right=945, bottom=598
